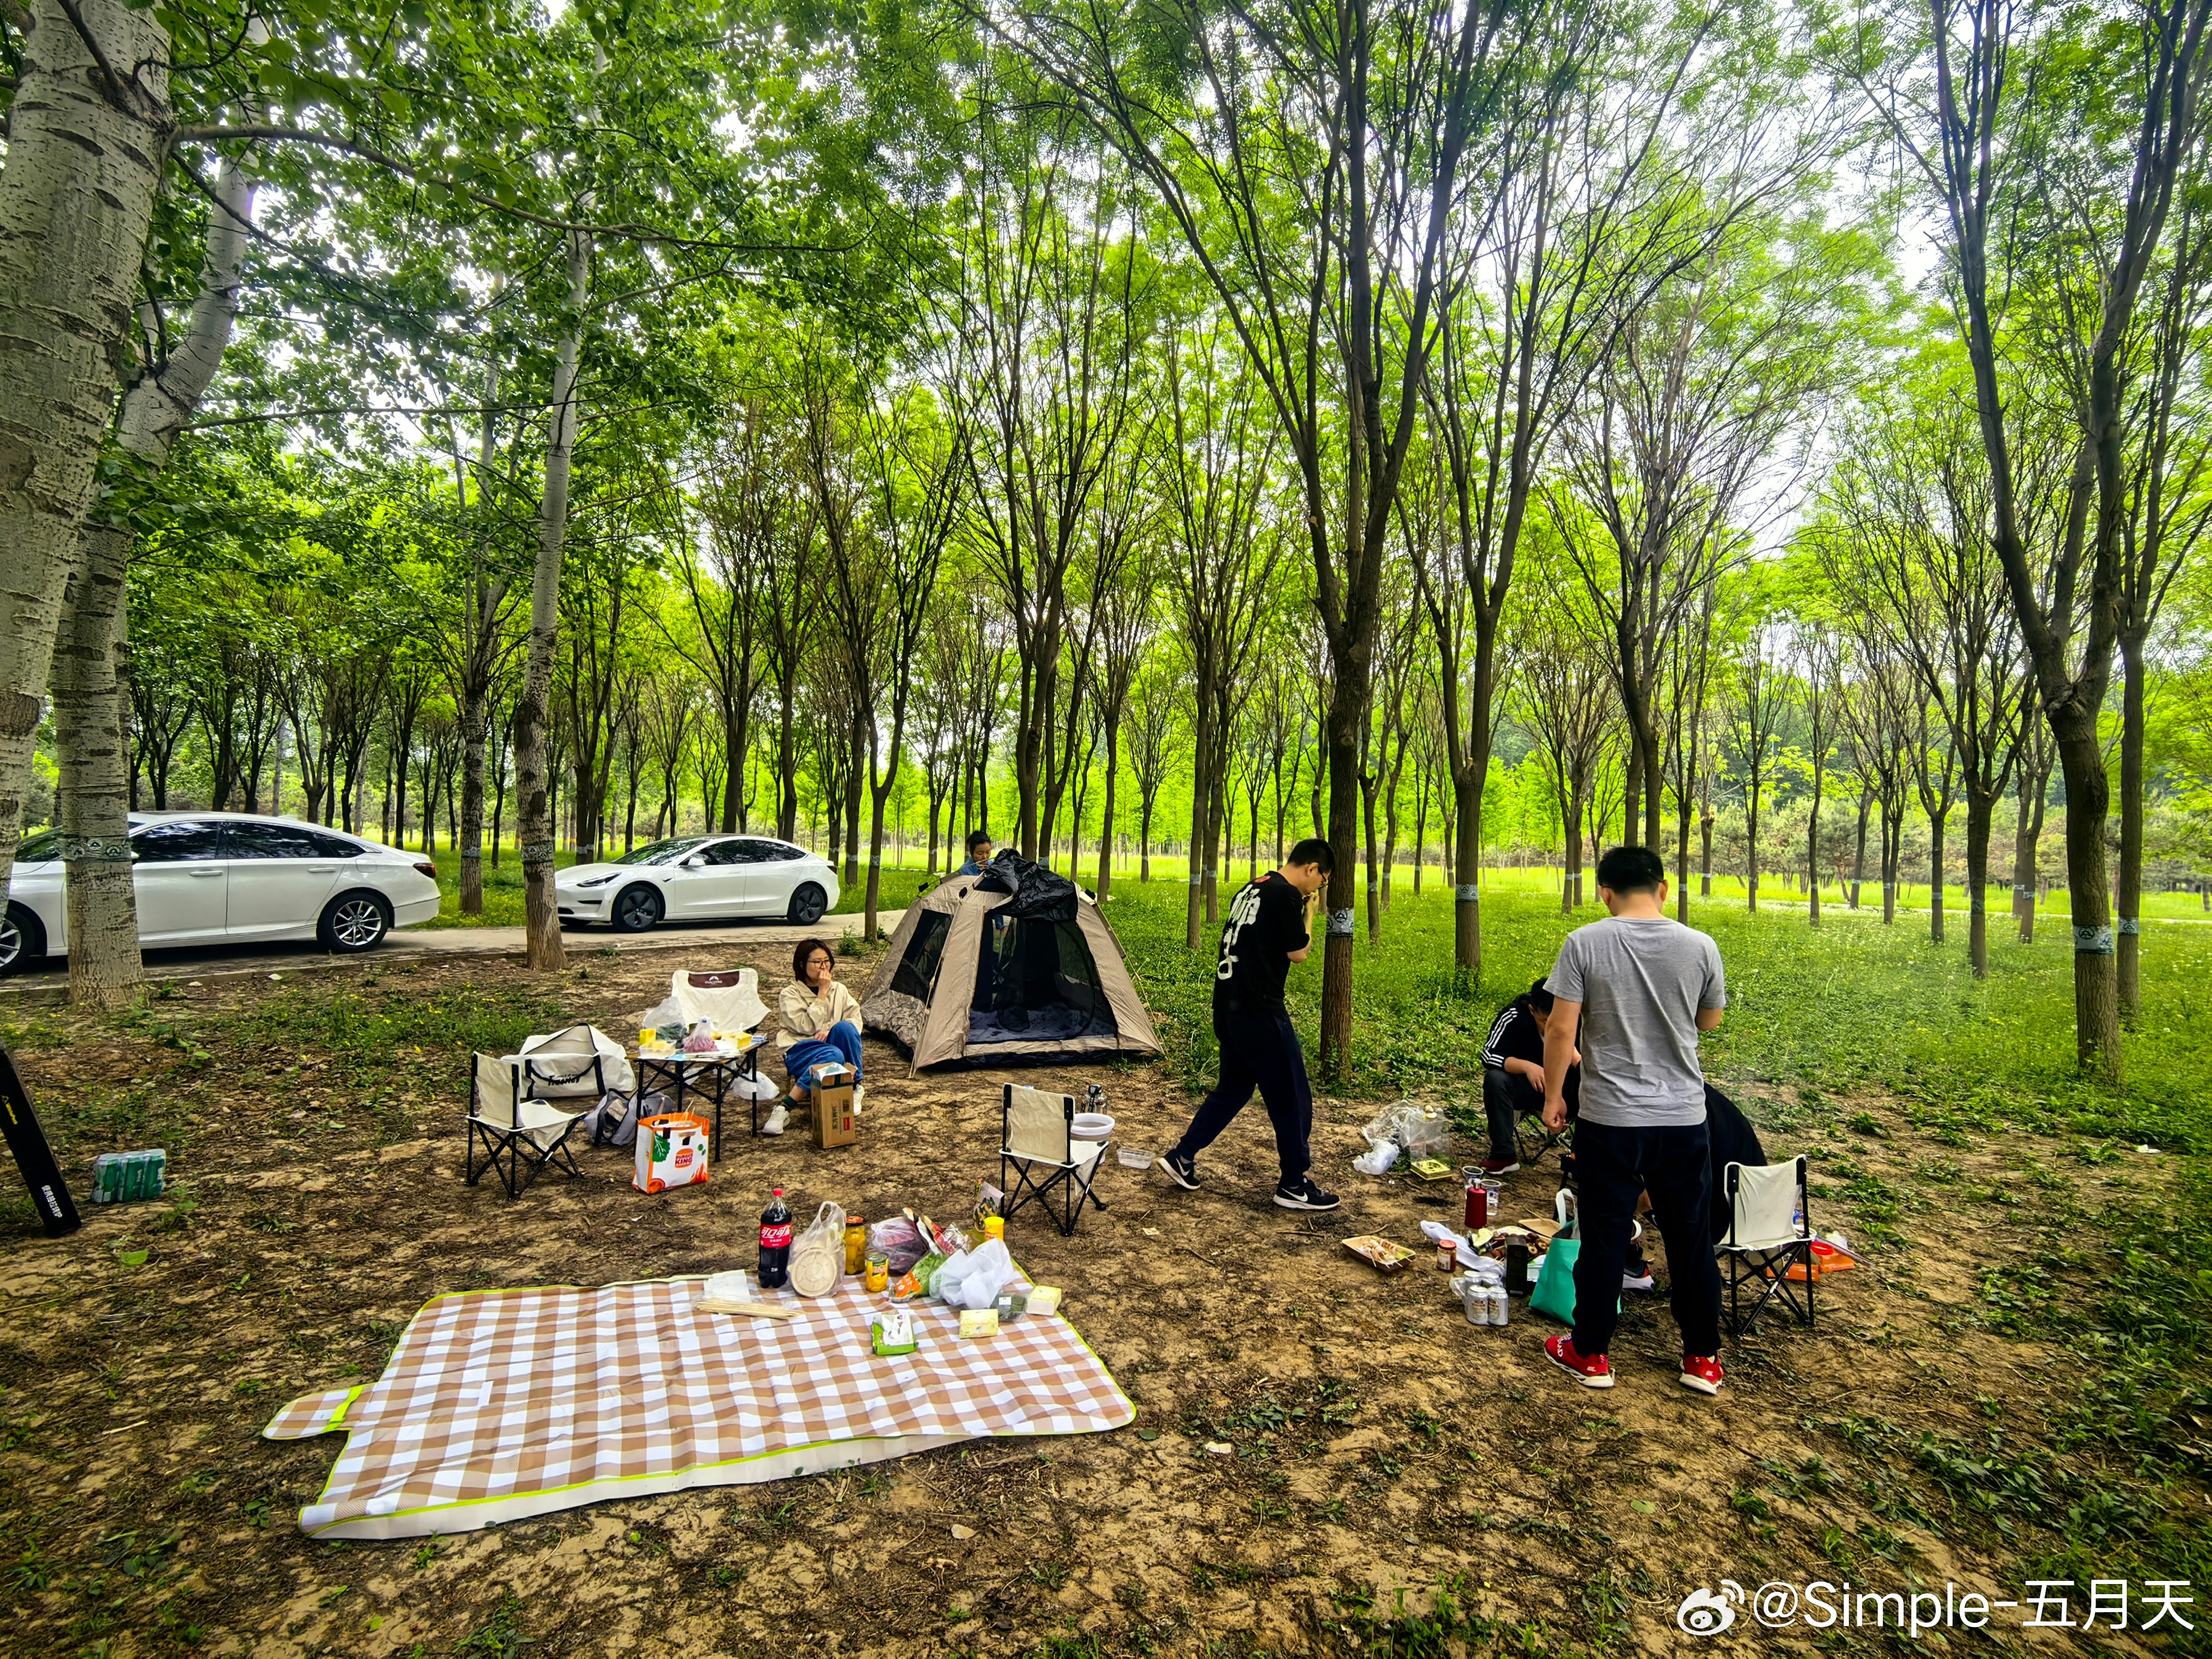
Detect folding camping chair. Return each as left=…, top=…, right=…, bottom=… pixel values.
left=465, top=1053, right=588, bottom=1198
left=669, top=968, right=768, bottom=1034
left=514, top=1025, right=622, bottom=1102
left=1718, top=1155, right=1815, bottom=1336
left=1000, top=1083, right=1107, bottom=1237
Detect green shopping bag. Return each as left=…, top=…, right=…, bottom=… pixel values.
left=1528, top=1238, right=1623, bottom=1325
left=1529, top=1238, right=1581, bottom=1323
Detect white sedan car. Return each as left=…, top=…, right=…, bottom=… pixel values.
left=557, top=834, right=839, bottom=932
left=0, top=812, right=443, bottom=971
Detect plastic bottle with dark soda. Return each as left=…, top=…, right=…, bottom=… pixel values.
left=758, top=1187, right=793, bottom=1289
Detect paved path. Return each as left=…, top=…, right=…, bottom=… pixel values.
left=0, top=911, right=907, bottom=1000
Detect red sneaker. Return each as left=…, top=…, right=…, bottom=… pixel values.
left=1480, top=1157, right=1521, bottom=1176
left=1680, top=1354, right=1724, bottom=1395
left=1545, top=1334, right=1614, bottom=1389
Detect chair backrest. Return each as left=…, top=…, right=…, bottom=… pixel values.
left=1726, top=1157, right=1806, bottom=1250
left=471, top=1053, right=524, bottom=1129
left=516, top=1025, right=607, bottom=1099
left=672, top=969, right=767, bottom=1033
left=1004, top=1083, right=1075, bottom=1164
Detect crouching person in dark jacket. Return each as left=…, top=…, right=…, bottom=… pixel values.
left=1479, top=979, right=1581, bottom=1175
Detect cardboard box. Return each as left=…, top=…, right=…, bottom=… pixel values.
left=810, top=1063, right=857, bottom=1149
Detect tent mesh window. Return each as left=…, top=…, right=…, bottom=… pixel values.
left=967, top=918, right=1119, bottom=1045
left=887, top=910, right=953, bottom=1001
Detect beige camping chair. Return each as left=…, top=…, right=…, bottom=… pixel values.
left=515, top=1024, right=633, bottom=1099
left=670, top=968, right=768, bottom=1035
left=1717, top=1157, right=1815, bottom=1335
left=466, top=1053, right=588, bottom=1199
left=1000, top=1083, right=1107, bottom=1237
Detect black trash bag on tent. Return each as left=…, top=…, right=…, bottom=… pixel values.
left=976, top=850, right=1079, bottom=924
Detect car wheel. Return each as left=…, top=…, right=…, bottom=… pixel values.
left=787, top=883, right=827, bottom=925
left=0, top=903, right=45, bottom=974
left=318, top=891, right=391, bottom=953
left=612, top=884, right=664, bottom=933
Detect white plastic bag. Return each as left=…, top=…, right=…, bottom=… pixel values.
left=1353, top=1142, right=1401, bottom=1176
left=789, top=1201, right=847, bottom=1297
left=934, top=1238, right=1016, bottom=1310
left=639, top=996, right=685, bottom=1046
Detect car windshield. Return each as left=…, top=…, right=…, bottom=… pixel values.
left=612, top=837, right=709, bottom=867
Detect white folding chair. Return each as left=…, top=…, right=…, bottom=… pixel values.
left=670, top=968, right=768, bottom=1035
left=516, top=1024, right=635, bottom=1099
left=1717, top=1157, right=1815, bottom=1335
left=1000, top=1083, right=1107, bottom=1237
left=466, top=1053, right=588, bottom=1199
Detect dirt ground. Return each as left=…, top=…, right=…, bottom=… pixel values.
left=0, top=940, right=2186, bottom=1658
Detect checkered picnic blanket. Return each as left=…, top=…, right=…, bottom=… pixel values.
left=264, top=1275, right=1132, bottom=1539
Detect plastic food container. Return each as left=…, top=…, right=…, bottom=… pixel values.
left=1116, top=1145, right=1155, bottom=1169
left=1071, top=1112, right=1115, bottom=1141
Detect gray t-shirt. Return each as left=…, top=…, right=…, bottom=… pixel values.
left=1544, top=916, right=1726, bottom=1127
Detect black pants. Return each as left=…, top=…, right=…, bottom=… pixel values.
left=1570, top=1117, right=1722, bottom=1360
left=1173, top=1010, right=1311, bottom=1185
left=1482, top=1065, right=1579, bottom=1161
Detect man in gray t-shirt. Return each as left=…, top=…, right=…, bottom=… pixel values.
left=1535, top=846, right=1729, bottom=1397
left=1544, top=911, right=1725, bottom=1127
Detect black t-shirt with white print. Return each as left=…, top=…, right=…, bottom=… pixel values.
left=1213, top=872, right=1309, bottom=1019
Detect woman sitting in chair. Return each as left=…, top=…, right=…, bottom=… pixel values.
left=767, top=938, right=864, bottom=1135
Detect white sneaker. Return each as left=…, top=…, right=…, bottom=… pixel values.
left=763, top=1103, right=789, bottom=1136
left=852, top=1084, right=865, bottom=1117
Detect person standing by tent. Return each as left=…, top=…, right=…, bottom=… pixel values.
left=954, top=830, right=994, bottom=877
left=1536, top=844, right=1728, bottom=1394
left=1158, top=839, right=1340, bottom=1212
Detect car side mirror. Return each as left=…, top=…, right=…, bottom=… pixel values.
left=681, top=856, right=705, bottom=869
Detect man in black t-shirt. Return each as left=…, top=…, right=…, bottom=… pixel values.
left=1158, top=839, right=1340, bottom=1212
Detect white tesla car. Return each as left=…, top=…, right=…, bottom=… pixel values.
left=556, top=834, right=839, bottom=932
left=0, top=812, right=443, bottom=971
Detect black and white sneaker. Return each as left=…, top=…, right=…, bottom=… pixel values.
left=1273, top=1177, right=1341, bottom=1212
left=1158, top=1151, right=1202, bottom=1191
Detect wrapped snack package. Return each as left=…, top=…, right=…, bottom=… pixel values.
left=1341, top=1235, right=1417, bottom=1272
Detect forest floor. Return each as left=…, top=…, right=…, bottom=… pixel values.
left=2, top=918, right=2206, bottom=1658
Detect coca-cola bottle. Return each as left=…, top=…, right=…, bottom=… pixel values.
left=758, top=1187, right=793, bottom=1289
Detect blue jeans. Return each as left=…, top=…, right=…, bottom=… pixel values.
left=782, top=1021, right=862, bottom=1093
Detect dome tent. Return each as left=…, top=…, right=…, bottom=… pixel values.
left=859, top=853, right=1162, bottom=1071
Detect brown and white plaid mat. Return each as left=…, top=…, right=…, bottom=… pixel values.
left=264, top=1275, right=1133, bottom=1539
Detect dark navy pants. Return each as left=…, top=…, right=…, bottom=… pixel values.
left=1173, top=1010, right=1312, bottom=1185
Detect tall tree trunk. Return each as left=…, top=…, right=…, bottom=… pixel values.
left=1745, top=793, right=1759, bottom=912
left=458, top=355, right=505, bottom=917
left=1097, top=726, right=1119, bottom=900
left=1698, top=790, right=1714, bottom=896
left=2116, top=631, right=2146, bottom=1019
left=1929, top=809, right=1948, bottom=944
left=516, top=231, right=591, bottom=973
left=1851, top=789, right=1871, bottom=908
left=1882, top=808, right=1900, bottom=925
left=1185, top=694, right=1213, bottom=949
left=2015, top=753, right=2046, bottom=944
left=53, top=155, right=251, bottom=1009
left=1806, top=776, right=1823, bottom=928
left=2050, top=708, right=2121, bottom=1073
left=0, top=2, right=173, bottom=908
left=1675, top=781, right=1694, bottom=924
left=1964, top=789, right=1995, bottom=977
